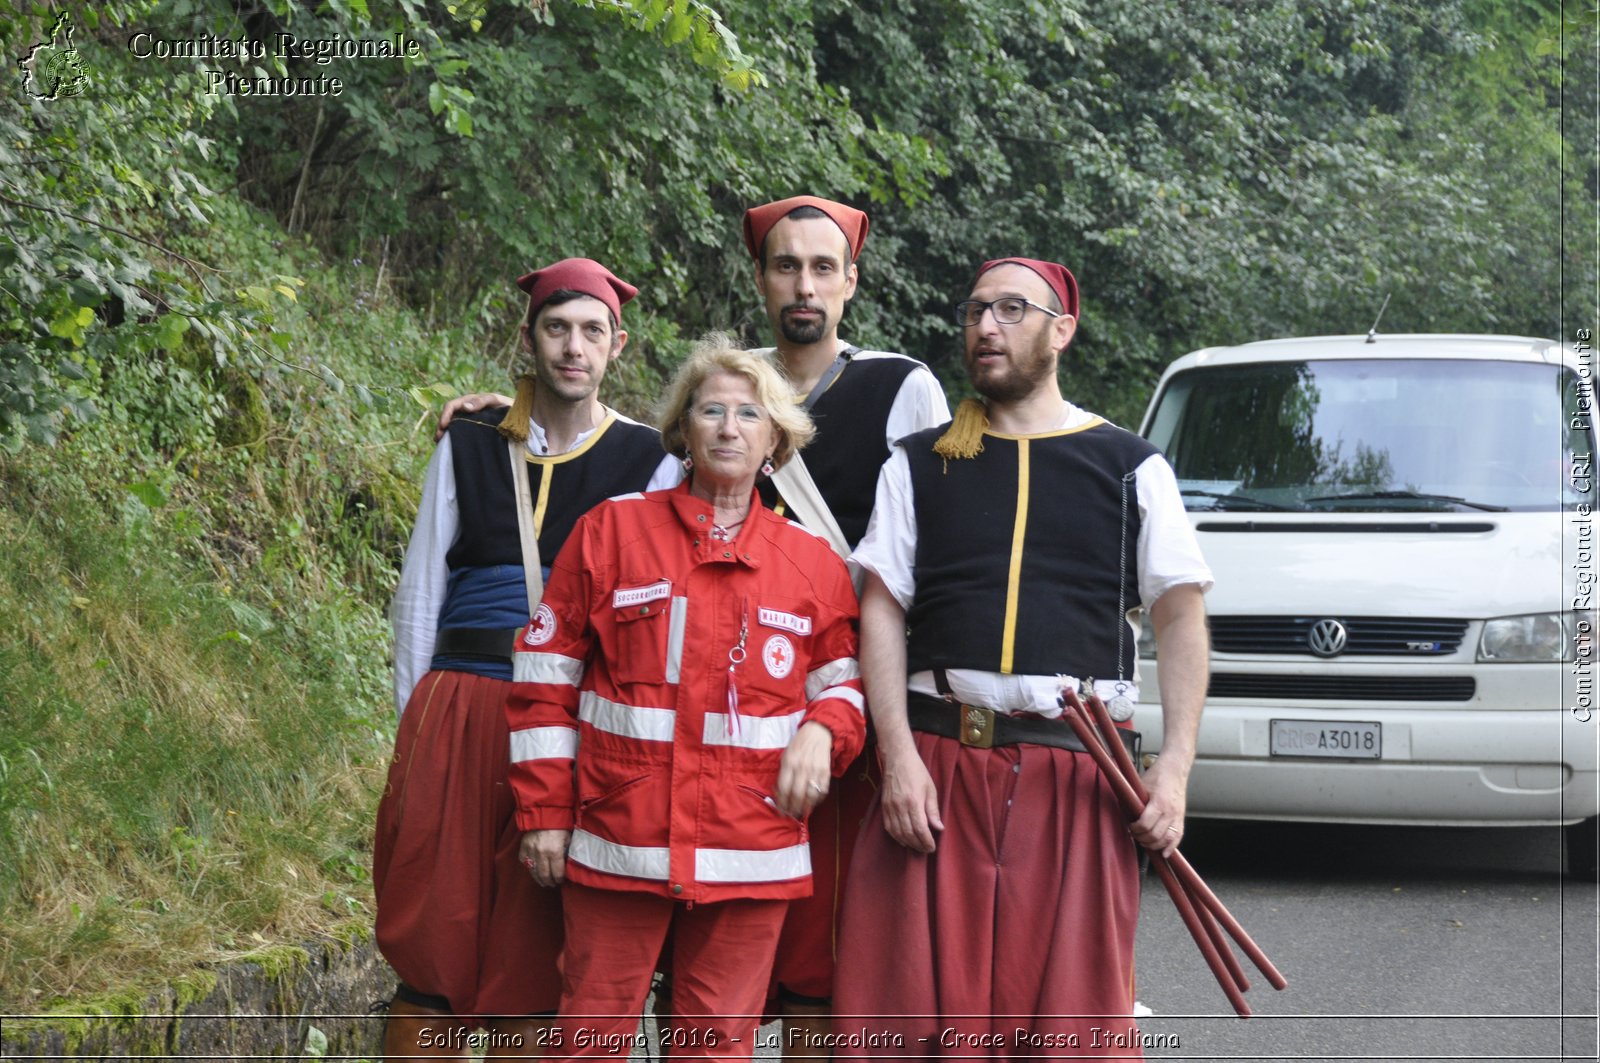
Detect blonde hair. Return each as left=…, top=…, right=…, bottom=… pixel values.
left=658, top=334, right=815, bottom=471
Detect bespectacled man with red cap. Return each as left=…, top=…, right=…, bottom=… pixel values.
left=835, top=257, right=1214, bottom=1056
left=376, top=258, right=680, bottom=1059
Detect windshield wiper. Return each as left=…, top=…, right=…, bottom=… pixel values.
left=1180, top=489, right=1297, bottom=511
left=1304, top=489, right=1509, bottom=512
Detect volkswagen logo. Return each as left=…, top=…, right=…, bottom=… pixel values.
left=1307, top=618, right=1349, bottom=657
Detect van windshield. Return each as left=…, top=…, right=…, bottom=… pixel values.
left=1145, top=359, right=1591, bottom=513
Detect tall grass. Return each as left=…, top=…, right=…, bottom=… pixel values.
left=0, top=416, right=387, bottom=1009
left=0, top=218, right=499, bottom=1010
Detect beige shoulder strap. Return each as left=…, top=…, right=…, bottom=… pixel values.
left=770, top=453, right=848, bottom=559
left=509, top=439, right=544, bottom=613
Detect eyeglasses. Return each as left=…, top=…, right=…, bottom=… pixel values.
left=691, top=402, right=768, bottom=425
left=954, top=297, right=1062, bottom=327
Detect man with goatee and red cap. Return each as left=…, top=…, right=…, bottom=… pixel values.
left=735, top=195, right=948, bottom=1056
left=377, top=258, right=680, bottom=1059
left=738, top=196, right=948, bottom=549
left=835, top=257, right=1213, bottom=1057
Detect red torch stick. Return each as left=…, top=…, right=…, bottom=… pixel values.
left=1075, top=690, right=1252, bottom=995
left=1058, top=699, right=1254, bottom=1018
left=1061, top=688, right=1288, bottom=993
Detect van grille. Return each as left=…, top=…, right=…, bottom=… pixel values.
left=1209, top=616, right=1469, bottom=656
left=1208, top=674, right=1477, bottom=702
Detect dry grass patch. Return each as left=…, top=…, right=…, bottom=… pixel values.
left=0, top=458, right=391, bottom=1011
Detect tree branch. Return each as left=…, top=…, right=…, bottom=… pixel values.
left=0, top=192, right=222, bottom=293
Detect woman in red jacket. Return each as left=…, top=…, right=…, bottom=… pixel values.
left=505, top=337, right=866, bottom=1061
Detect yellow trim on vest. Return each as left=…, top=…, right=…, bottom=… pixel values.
left=532, top=465, right=553, bottom=538
left=522, top=411, right=619, bottom=537
left=1000, top=439, right=1031, bottom=673
left=983, top=415, right=1106, bottom=441
left=521, top=410, right=619, bottom=465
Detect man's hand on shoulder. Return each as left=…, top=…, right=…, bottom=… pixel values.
left=436, top=392, right=514, bottom=441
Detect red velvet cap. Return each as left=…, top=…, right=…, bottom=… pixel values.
left=515, top=258, right=638, bottom=320
left=974, top=257, right=1079, bottom=321
left=742, top=195, right=870, bottom=263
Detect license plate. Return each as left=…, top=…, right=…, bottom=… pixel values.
left=1269, top=719, right=1382, bottom=759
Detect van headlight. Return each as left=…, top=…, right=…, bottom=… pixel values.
left=1478, top=611, right=1588, bottom=662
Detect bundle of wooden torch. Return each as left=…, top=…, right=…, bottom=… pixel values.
left=1059, top=687, right=1287, bottom=1018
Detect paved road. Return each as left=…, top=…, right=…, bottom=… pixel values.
left=631, top=820, right=1595, bottom=1061
left=1130, top=819, right=1598, bottom=1062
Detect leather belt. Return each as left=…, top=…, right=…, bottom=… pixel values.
left=433, top=626, right=523, bottom=662
left=906, top=692, right=1139, bottom=759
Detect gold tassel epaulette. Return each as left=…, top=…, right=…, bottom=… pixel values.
left=496, top=375, right=538, bottom=444
left=931, top=398, right=990, bottom=472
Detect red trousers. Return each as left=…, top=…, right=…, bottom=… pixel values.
left=768, top=748, right=878, bottom=1004
left=835, top=732, right=1144, bottom=1060
left=373, top=670, right=564, bottom=1016
left=554, top=884, right=787, bottom=1062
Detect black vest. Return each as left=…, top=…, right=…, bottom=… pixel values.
left=445, top=408, right=665, bottom=568
left=902, top=419, right=1159, bottom=679
left=759, top=353, right=924, bottom=548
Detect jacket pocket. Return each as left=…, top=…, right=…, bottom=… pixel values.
left=730, top=783, right=809, bottom=847
left=576, top=768, right=656, bottom=832
left=605, top=580, right=674, bottom=685
left=576, top=771, right=656, bottom=831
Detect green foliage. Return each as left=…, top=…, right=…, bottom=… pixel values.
left=221, top=0, right=944, bottom=412
left=0, top=234, right=497, bottom=1005
left=0, top=415, right=385, bottom=1003
left=0, top=2, right=303, bottom=449
left=3, top=0, right=1590, bottom=435
left=0, top=4, right=503, bottom=1002
left=571, top=0, right=767, bottom=91
left=803, top=0, right=1583, bottom=423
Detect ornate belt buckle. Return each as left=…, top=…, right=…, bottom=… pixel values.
left=960, top=704, right=996, bottom=749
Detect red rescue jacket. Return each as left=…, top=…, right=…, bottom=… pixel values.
left=505, top=483, right=865, bottom=903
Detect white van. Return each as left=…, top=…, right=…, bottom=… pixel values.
left=1133, top=333, right=1599, bottom=874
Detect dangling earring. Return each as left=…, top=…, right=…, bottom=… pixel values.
left=760, top=456, right=775, bottom=477
left=681, top=454, right=694, bottom=472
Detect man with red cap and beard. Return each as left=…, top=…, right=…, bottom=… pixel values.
left=835, top=258, right=1213, bottom=1057
left=739, top=196, right=948, bottom=548
left=737, top=196, right=948, bottom=1056
left=377, top=258, right=680, bottom=1058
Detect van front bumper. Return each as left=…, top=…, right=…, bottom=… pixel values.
left=1130, top=700, right=1599, bottom=826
